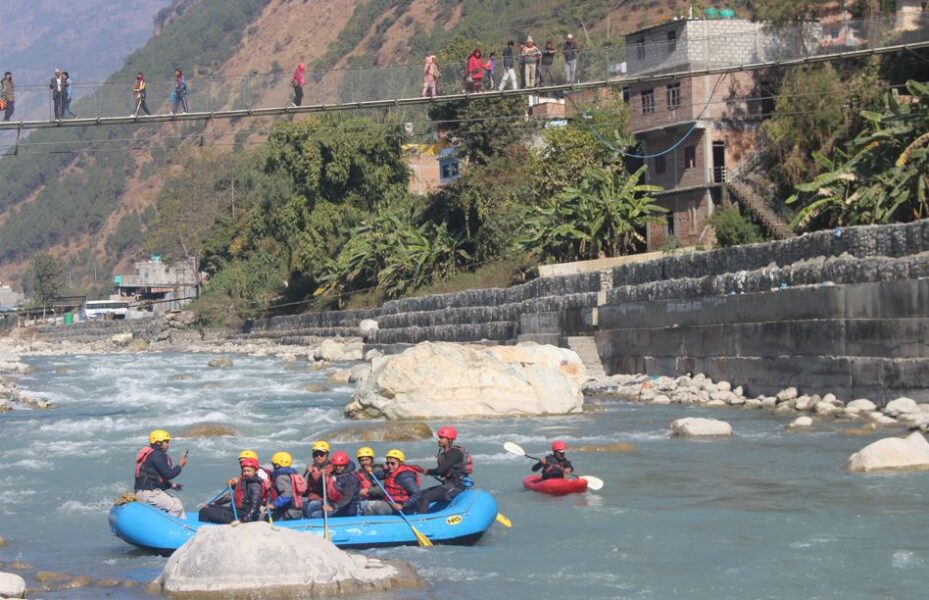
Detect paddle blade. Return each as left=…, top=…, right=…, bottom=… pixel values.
left=412, top=526, right=433, bottom=547
left=495, top=512, right=512, bottom=528
left=503, top=442, right=527, bottom=457
left=580, top=475, right=604, bottom=491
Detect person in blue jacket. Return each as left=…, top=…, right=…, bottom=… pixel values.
left=134, top=429, right=187, bottom=518
left=267, top=451, right=305, bottom=521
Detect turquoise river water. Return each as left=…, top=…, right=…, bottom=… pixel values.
left=1, top=352, right=927, bottom=599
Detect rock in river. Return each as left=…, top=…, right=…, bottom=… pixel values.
left=345, top=341, right=585, bottom=419
left=177, top=423, right=238, bottom=438
left=848, top=431, right=929, bottom=473
left=321, top=421, right=433, bottom=442
left=207, top=357, right=233, bottom=369
left=670, top=417, right=733, bottom=438
left=154, top=521, right=419, bottom=597
left=0, top=572, right=26, bottom=599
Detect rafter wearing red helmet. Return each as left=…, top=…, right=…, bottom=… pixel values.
left=531, top=440, right=574, bottom=480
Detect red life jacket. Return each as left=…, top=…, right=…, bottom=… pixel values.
left=267, top=471, right=306, bottom=509
left=325, top=474, right=342, bottom=503
left=356, top=470, right=372, bottom=491
left=233, top=474, right=272, bottom=508
left=307, top=462, right=331, bottom=500
left=384, top=464, right=423, bottom=504
left=135, top=446, right=172, bottom=482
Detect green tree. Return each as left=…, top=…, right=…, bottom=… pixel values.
left=29, top=254, right=64, bottom=317
left=517, top=166, right=664, bottom=262
left=708, top=207, right=762, bottom=247
left=787, top=80, right=929, bottom=230
left=427, top=96, right=529, bottom=164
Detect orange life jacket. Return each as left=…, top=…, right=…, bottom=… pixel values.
left=384, top=464, right=423, bottom=504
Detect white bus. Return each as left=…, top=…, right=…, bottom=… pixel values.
left=84, top=300, right=130, bottom=320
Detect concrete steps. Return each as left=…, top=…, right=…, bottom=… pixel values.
left=566, top=336, right=607, bottom=380
left=725, top=180, right=794, bottom=239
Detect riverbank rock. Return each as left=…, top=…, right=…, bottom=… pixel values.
left=883, top=397, right=919, bottom=417
left=358, top=319, right=379, bottom=337
left=321, top=421, right=433, bottom=442
left=154, top=522, right=419, bottom=597
left=109, top=332, right=133, bottom=347
left=788, top=416, right=814, bottom=429
left=845, top=399, right=877, bottom=414
left=178, top=423, right=238, bottom=438
left=345, top=341, right=585, bottom=419
left=0, top=572, right=26, bottom=598
left=327, top=368, right=352, bottom=384
left=316, top=339, right=364, bottom=362
left=848, top=432, right=929, bottom=473
left=670, top=418, right=733, bottom=438
left=207, top=357, right=233, bottom=369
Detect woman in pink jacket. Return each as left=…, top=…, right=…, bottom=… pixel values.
left=291, top=63, right=306, bottom=107
left=466, top=49, right=484, bottom=93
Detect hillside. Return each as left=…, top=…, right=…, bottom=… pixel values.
left=0, top=0, right=716, bottom=294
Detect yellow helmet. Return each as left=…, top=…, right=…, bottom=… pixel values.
left=238, top=450, right=258, bottom=461
left=311, top=440, right=331, bottom=453
left=356, top=446, right=375, bottom=459
left=149, top=429, right=171, bottom=444
left=271, top=451, right=293, bottom=468
left=386, top=449, right=405, bottom=462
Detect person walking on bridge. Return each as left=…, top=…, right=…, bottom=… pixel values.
left=466, top=49, right=485, bottom=92
left=563, top=33, right=579, bottom=84
left=1, top=72, right=14, bottom=121
left=498, top=41, right=518, bottom=91
left=132, top=72, right=150, bottom=117
left=291, top=63, right=305, bottom=107
left=422, top=55, right=439, bottom=98
left=62, top=72, right=78, bottom=118
left=172, top=68, right=189, bottom=114
left=522, top=37, right=541, bottom=89
left=50, top=68, right=65, bottom=119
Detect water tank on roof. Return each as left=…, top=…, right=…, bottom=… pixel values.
left=704, top=7, right=719, bottom=19
left=720, top=8, right=735, bottom=19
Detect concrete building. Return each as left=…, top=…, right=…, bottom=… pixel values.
left=404, top=143, right=460, bottom=194
left=113, top=255, right=201, bottom=313
left=623, top=18, right=821, bottom=250
left=0, top=282, right=24, bottom=309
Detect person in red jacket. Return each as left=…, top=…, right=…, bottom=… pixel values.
left=466, top=49, right=484, bottom=93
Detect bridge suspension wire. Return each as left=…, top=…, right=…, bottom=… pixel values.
left=0, top=38, right=927, bottom=137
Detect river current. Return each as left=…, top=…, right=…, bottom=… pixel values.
left=1, top=352, right=927, bottom=599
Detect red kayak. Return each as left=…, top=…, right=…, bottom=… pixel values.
left=522, top=475, right=588, bottom=496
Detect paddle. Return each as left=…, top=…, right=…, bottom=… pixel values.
left=227, top=484, right=238, bottom=521
left=321, top=471, right=331, bottom=541
left=371, top=474, right=433, bottom=547
left=198, top=487, right=228, bottom=509
left=503, top=442, right=604, bottom=491
left=495, top=513, right=512, bottom=527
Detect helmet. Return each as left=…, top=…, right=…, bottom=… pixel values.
left=240, top=457, right=260, bottom=469
left=311, top=440, right=331, bottom=453
left=238, top=450, right=259, bottom=462
left=385, top=449, right=406, bottom=462
left=330, top=451, right=350, bottom=466
left=149, top=429, right=171, bottom=444
left=271, top=451, right=293, bottom=468
left=356, top=446, right=375, bottom=459
left=552, top=440, right=568, bottom=452
left=436, top=426, right=457, bottom=441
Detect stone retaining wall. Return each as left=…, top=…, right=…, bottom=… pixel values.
left=35, top=318, right=168, bottom=342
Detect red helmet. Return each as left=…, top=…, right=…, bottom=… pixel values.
left=552, top=440, right=568, bottom=452
left=436, top=425, right=457, bottom=440
left=239, top=457, right=260, bottom=469
left=330, top=451, right=350, bottom=466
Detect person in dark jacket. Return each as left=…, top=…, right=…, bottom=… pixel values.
left=540, top=41, right=556, bottom=86
left=303, top=439, right=331, bottom=517
left=531, top=440, right=574, bottom=480
left=134, top=429, right=187, bottom=518
left=172, top=68, right=189, bottom=114
left=199, top=457, right=265, bottom=524
left=381, top=448, right=423, bottom=514
left=498, top=41, right=518, bottom=90
left=563, top=33, right=578, bottom=84
left=309, top=451, right=359, bottom=518
left=267, top=451, right=304, bottom=521
left=417, top=425, right=467, bottom=514
left=62, top=72, right=77, bottom=118
left=1, top=72, right=14, bottom=121
left=50, top=68, right=65, bottom=119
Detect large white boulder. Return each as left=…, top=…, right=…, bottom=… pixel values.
left=358, top=319, right=379, bottom=337
left=845, top=399, right=877, bottom=414
left=670, top=417, right=733, bottom=438
left=848, top=432, right=929, bottom=473
left=154, top=522, right=418, bottom=596
left=317, top=339, right=364, bottom=362
left=0, top=571, right=26, bottom=598
left=883, top=397, right=919, bottom=417
left=345, top=341, right=585, bottom=419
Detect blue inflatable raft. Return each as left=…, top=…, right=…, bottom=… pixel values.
left=108, top=489, right=498, bottom=554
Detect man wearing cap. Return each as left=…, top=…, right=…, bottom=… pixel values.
left=563, top=33, right=579, bottom=84
left=522, top=37, right=541, bottom=89
left=531, top=440, right=574, bottom=480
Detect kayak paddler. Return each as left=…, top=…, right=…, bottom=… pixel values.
left=531, top=440, right=573, bottom=480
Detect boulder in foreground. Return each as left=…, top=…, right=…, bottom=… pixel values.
left=670, top=417, right=733, bottom=438
left=848, top=431, right=929, bottom=473
left=345, top=341, right=585, bottom=419
left=0, top=572, right=26, bottom=599
left=155, top=522, right=419, bottom=597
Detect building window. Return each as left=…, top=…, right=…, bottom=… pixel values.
left=667, top=30, right=677, bottom=53
left=684, top=145, right=696, bottom=169
left=666, top=212, right=675, bottom=236
left=636, top=38, right=645, bottom=60
left=622, top=86, right=630, bottom=103
left=690, top=205, right=697, bottom=232
left=642, top=89, right=654, bottom=114
left=654, top=154, right=666, bottom=174
left=666, top=83, right=680, bottom=110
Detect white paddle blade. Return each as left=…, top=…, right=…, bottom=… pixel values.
left=580, top=475, right=604, bottom=491
left=503, top=441, right=527, bottom=457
